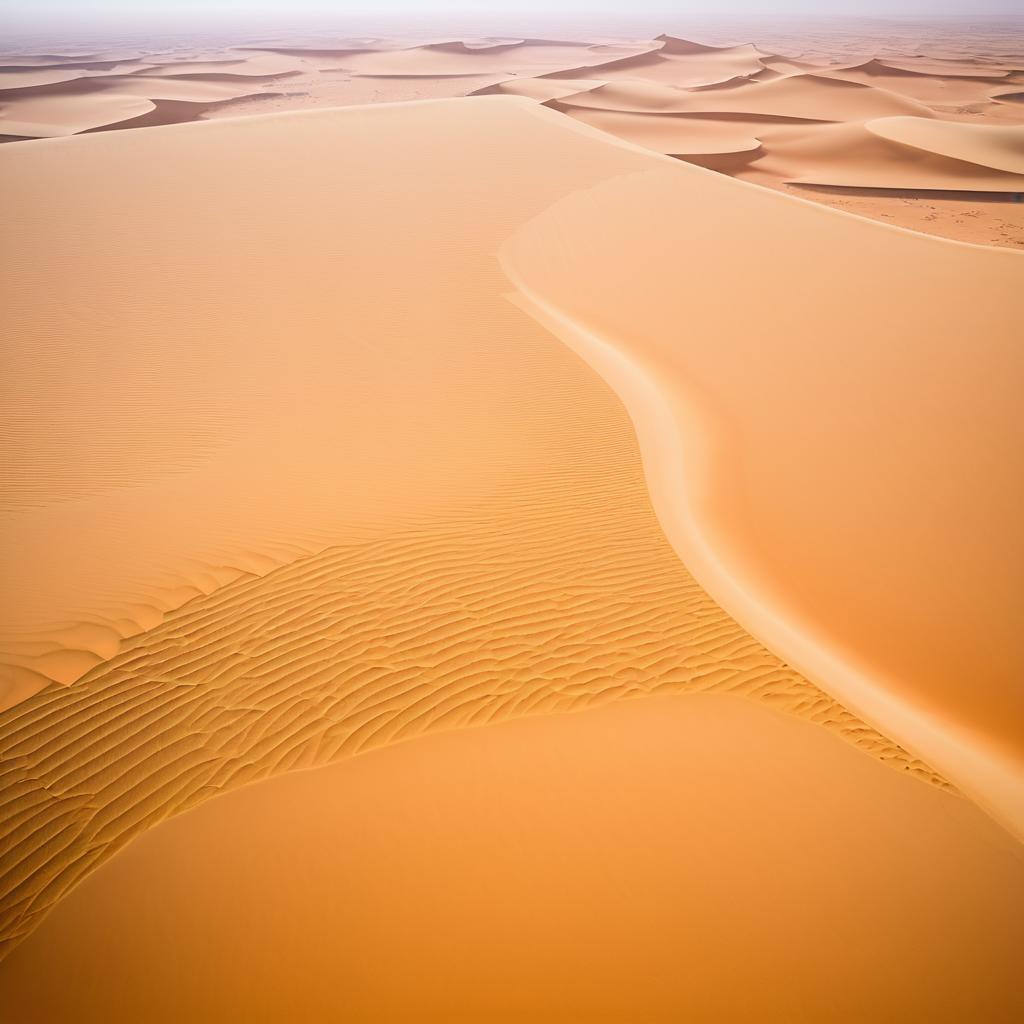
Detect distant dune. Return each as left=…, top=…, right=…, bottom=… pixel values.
left=2, top=29, right=1023, bottom=242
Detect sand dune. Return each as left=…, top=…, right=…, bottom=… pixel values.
left=0, top=98, right=969, bottom=964
left=867, top=115, right=1024, bottom=174
left=500, top=153, right=1024, bottom=832
left=547, top=105, right=766, bottom=157
left=1, top=694, right=1021, bottom=1022
left=326, top=40, right=637, bottom=78
left=2, top=31, right=1021, bottom=242
left=472, top=76, right=605, bottom=103
left=1, top=23, right=1023, bottom=1021
left=134, top=53, right=304, bottom=78
left=0, top=67, right=95, bottom=89
left=750, top=119, right=1024, bottom=190
left=0, top=75, right=274, bottom=137
left=0, top=91, right=157, bottom=137
left=543, top=35, right=769, bottom=87
left=555, top=73, right=932, bottom=120
left=819, top=59, right=1016, bottom=105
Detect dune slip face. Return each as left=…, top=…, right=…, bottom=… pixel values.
left=0, top=98, right=970, bottom=968
left=500, top=152, right=1024, bottom=837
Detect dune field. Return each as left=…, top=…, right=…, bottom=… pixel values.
left=1, top=14, right=1023, bottom=1023
left=3, top=26, right=1024, bottom=245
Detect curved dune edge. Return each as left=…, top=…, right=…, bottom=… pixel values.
left=498, top=162, right=1024, bottom=840
left=0, top=497, right=948, bottom=961
left=866, top=115, right=1024, bottom=174
left=3, top=693, right=1021, bottom=1022
left=0, top=99, right=951, bottom=961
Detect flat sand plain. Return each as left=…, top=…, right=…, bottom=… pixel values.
left=1, top=22, right=1023, bottom=1023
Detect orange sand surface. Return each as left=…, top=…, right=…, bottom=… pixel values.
left=2, top=100, right=960, bottom=964
left=0, top=21, right=1023, bottom=1019
left=1, top=695, right=1022, bottom=1022
left=502, top=148, right=1024, bottom=823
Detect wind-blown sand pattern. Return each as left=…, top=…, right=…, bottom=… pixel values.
left=1, top=19, right=1023, bottom=1019
left=0, top=98, right=955, bottom=960
left=501, top=160, right=1024, bottom=831
left=3, top=696, right=1021, bottom=1022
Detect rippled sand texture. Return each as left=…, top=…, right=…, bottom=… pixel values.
left=3, top=29, right=1023, bottom=244
left=2, top=697, right=1022, bottom=1022
left=0, top=87, right=1022, bottom=1018
left=0, top=100, right=956, bottom=961
left=502, top=156, right=1024, bottom=833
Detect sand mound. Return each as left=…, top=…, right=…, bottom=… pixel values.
left=0, top=67, right=91, bottom=89
left=2, top=33, right=1021, bottom=251
left=2, top=694, right=1020, bottom=1021
left=134, top=54, right=302, bottom=78
left=335, top=41, right=634, bottom=78
left=555, top=72, right=931, bottom=120
left=0, top=90, right=156, bottom=137
left=0, top=74, right=274, bottom=137
left=471, top=77, right=605, bottom=103
left=820, top=60, right=1014, bottom=105
left=543, top=37, right=769, bottom=88
left=547, top=105, right=766, bottom=156
left=500, top=156, right=1024, bottom=832
left=756, top=120, right=1024, bottom=190
left=867, top=116, right=1024, bottom=174
left=0, top=99, right=956, bottom=961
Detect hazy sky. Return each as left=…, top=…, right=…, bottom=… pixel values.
left=3, top=0, right=1021, bottom=23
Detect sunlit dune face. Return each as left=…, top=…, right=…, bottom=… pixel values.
left=0, top=13, right=1022, bottom=1021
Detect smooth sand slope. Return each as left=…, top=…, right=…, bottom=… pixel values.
left=1, top=99, right=961, bottom=970
left=0, top=90, right=1022, bottom=1018
left=501, top=155, right=1024, bottom=832
left=2, top=695, right=1022, bottom=1022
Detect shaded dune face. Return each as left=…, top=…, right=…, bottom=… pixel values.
left=0, top=100, right=959, bottom=965
left=747, top=119, right=1024, bottom=191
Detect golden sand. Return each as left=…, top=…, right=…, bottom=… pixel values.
left=3, top=695, right=1022, bottom=1021
left=1, top=98, right=955, bottom=960
left=0, top=24, right=1022, bottom=1021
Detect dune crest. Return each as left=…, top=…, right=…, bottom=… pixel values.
left=499, top=153, right=1024, bottom=836
left=867, top=115, right=1024, bottom=174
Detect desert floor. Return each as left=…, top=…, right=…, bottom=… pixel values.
left=1, top=18, right=1023, bottom=1023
